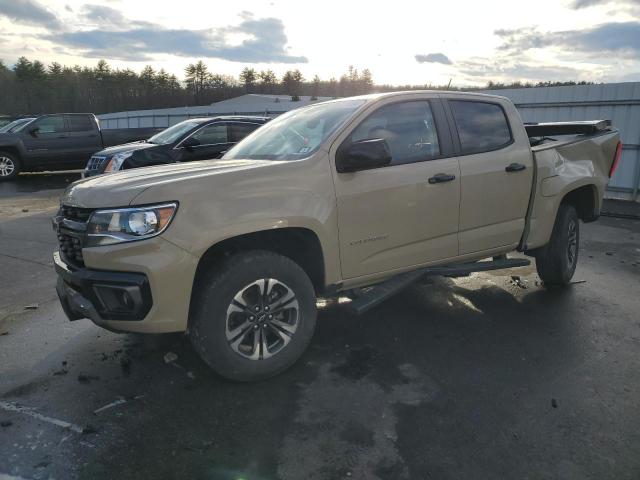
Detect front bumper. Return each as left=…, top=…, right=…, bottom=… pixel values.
left=54, top=251, right=152, bottom=326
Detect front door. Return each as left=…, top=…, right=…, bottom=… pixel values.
left=21, top=115, right=75, bottom=166
left=331, top=99, right=461, bottom=279
left=179, top=123, right=233, bottom=161
left=446, top=99, right=534, bottom=254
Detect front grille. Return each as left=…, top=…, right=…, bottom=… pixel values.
left=86, top=155, right=108, bottom=171
left=60, top=205, right=94, bottom=223
left=56, top=205, right=95, bottom=268
left=57, top=230, right=84, bottom=267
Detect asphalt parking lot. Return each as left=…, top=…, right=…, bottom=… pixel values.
left=1, top=173, right=639, bottom=480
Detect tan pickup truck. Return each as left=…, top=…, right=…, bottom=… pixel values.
left=53, top=91, right=622, bottom=381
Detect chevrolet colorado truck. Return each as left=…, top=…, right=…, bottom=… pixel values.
left=0, top=113, right=159, bottom=180
left=53, top=91, right=621, bottom=381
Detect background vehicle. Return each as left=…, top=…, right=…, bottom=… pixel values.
left=0, top=117, right=35, bottom=134
left=0, top=113, right=160, bottom=180
left=84, top=116, right=270, bottom=177
left=53, top=91, right=620, bottom=381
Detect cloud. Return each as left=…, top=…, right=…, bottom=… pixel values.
left=0, top=0, right=61, bottom=29
left=568, top=0, right=638, bottom=8
left=457, top=59, right=584, bottom=82
left=495, top=22, right=640, bottom=58
left=415, top=53, right=452, bottom=65
left=44, top=11, right=307, bottom=63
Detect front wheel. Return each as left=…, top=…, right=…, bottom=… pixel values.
left=0, top=151, right=20, bottom=180
left=189, top=250, right=317, bottom=381
left=535, top=204, right=580, bottom=286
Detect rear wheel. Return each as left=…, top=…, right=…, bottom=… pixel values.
left=189, top=250, right=317, bottom=381
left=535, top=204, right=580, bottom=286
left=0, top=151, right=20, bottom=180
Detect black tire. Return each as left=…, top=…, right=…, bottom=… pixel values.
left=535, top=204, right=580, bottom=286
left=189, top=250, right=317, bottom=382
left=0, top=151, right=20, bottom=180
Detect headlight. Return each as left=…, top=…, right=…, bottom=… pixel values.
left=104, top=151, right=133, bottom=173
left=86, top=203, right=177, bottom=246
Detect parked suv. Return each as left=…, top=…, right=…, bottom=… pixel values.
left=84, top=116, right=270, bottom=176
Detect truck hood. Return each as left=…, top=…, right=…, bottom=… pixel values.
left=94, top=141, right=157, bottom=156
left=62, top=159, right=278, bottom=208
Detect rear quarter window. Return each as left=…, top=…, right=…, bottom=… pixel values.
left=449, top=100, right=512, bottom=154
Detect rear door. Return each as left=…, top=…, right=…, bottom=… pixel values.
left=64, top=115, right=103, bottom=165
left=331, top=98, right=461, bottom=279
left=445, top=98, right=533, bottom=254
left=178, top=122, right=232, bottom=161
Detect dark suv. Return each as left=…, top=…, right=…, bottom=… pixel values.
left=84, top=116, right=270, bottom=177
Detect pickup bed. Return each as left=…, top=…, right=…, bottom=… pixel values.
left=52, top=91, right=621, bottom=381
left=0, top=113, right=159, bottom=180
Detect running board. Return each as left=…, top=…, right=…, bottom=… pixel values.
left=345, top=256, right=531, bottom=315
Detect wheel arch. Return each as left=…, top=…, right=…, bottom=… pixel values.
left=188, top=227, right=326, bottom=326
left=560, top=183, right=599, bottom=223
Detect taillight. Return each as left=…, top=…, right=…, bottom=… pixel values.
left=609, top=141, right=622, bottom=178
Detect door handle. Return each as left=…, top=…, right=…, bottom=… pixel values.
left=57, top=135, right=69, bottom=139
left=505, top=163, right=526, bottom=172
left=428, top=173, right=456, bottom=184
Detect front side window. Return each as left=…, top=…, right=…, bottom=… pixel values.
left=348, top=101, right=440, bottom=166
left=224, top=99, right=366, bottom=161
left=191, top=123, right=228, bottom=145
left=33, top=115, right=66, bottom=134
left=450, top=100, right=512, bottom=154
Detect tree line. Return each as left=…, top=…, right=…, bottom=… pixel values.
left=0, top=57, right=594, bottom=116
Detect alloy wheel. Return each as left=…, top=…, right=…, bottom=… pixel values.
left=225, top=278, right=299, bottom=360
left=0, top=156, right=15, bottom=177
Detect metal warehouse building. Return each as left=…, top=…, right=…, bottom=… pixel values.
left=98, top=83, right=640, bottom=201
left=483, top=82, right=640, bottom=202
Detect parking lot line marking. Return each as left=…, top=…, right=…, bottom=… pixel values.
left=0, top=401, right=84, bottom=433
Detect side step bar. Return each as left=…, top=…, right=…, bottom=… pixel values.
left=345, top=256, right=531, bottom=316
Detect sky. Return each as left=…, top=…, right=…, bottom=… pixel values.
left=0, top=0, right=639, bottom=87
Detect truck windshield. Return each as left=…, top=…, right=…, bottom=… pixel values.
left=223, top=99, right=366, bottom=160
left=147, top=120, right=202, bottom=145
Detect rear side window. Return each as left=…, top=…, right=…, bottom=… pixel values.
left=66, top=115, right=95, bottom=132
left=349, top=101, right=440, bottom=166
left=191, top=123, right=228, bottom=144
left=229, top=122, right=260, bottom=142
left=449, top=101, right=511, bottom=154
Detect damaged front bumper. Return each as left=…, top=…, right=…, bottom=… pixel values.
left=54, top=251, right=152, bottom=327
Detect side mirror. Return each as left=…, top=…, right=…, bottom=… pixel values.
left=181, top=137, right=200, bottom=149
left=28, top=127, right=39, bottom=137
left=336, top=138, right=392, bottom=173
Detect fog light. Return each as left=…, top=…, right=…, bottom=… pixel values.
left=93, top=284, right=142, bottom=314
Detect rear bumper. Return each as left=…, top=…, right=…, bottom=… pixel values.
left=54, top=251, right=152, bottom=326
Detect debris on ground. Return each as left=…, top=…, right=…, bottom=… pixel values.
left=53, top=368, right=68, bottom=376
left=187, top=371, right=196, bottom=380
left=0, top=331, right=9, bottom=336
left=93, top=398, right=127, bottom=414
left=94, top=395, right=145, bottom=415
left=551, top=398, right=558, bottom=408
left=570, top=280, right=587, bottom=285
left=21, top=208, right=29, bottom=213
left=24, top=304, right=39, bottom=310
left=82, top=424, right=99, bottom=434
left=605, top=252, right=614, bottom=256
left=77, top=374, right=100, bottom=384
left=164, top=351, right=178, bottom=364
left=1, top=420, right=12, bottom=427
left=120, top=355, right=132, bottom=376
left=510, top=275, right=527, bottom=289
